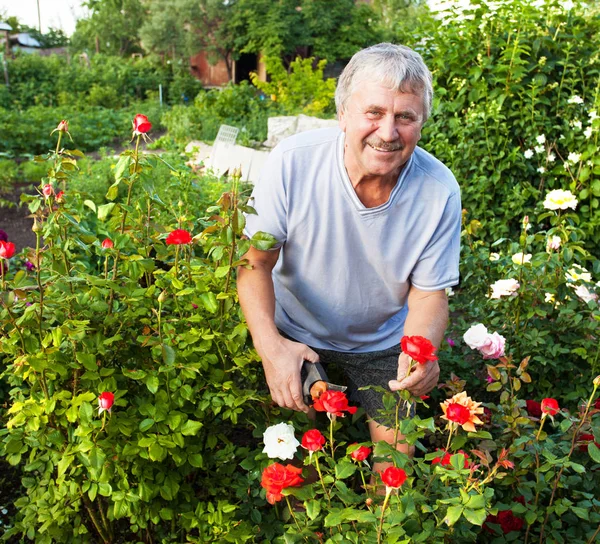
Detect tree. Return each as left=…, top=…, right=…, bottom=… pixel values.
left=141, top=0, right=239, bottom=79
left=70, top=0, right=146, bottom=56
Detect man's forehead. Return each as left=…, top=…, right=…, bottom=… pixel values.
left=349, top=83, right=424, bottom=111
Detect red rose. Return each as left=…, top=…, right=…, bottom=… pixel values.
left=56, top=191, right=64, bottom=202
left=349, top=444, right=371, bottom=462
left=380, top=466, right=407, bottom=489
left=526, top=400, right=542, bottom=418
left=98, top=392, right=114, bottom=414
left=101, top=238, right=114, bottom=249
left=541, top=398, right=559, bottom=416
left=57, top=119, right=69, bottom=132
left=42, top=184, right=54, bottom=198
left=400, top=335, right=438, bottom=364
left=166, top=229, right=193, bottom=245
left=260, top=463, right=304, bottom=504
left=301, top=429, right=326, bottom=452
left=133, top=114, right=152, bottom=135
left=497, top=510, right=523, bottom=533
left=0, top=241, right=16, bottom=259
left=445, top=402, right=471, bottom=425
left=312, top=390, right=357, bottom=417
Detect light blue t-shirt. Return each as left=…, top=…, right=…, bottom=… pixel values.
left=244, top=127, right=461, bottom=353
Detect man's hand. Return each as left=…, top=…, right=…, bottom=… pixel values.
left=259, top=335, right=320, bottom=413
left=388, top=352, right=440, bottom=397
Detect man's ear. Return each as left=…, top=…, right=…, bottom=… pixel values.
left=338, top=107, right=347, bottom=132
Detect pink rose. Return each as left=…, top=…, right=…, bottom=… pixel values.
left=478, top=332, right=506, bottom=359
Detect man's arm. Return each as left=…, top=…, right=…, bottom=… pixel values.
left=237, top=246, right=319, bottom=413
left=388, top=286, right=449, bottom=396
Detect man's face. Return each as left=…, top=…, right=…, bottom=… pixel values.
left=339, top=80, right=425, bottom=183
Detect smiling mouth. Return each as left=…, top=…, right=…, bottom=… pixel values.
left=366, top=142, right=403, bottom=152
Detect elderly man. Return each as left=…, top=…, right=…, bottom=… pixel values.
left=238, top=43, right=461, bottom=456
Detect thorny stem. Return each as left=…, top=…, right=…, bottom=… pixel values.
left=587, top=522, right=600, bottom=544
left=539, top=384, right=599, bottom=544
left=82, top=493, right=110, bottom=544
left=35, top=231, right=44, bottom=344
left=284, top=496, right=303, bottom=535
left=377, top=491, right=391, bottom=544
left=328, top=415, right=337, bottom=457
left=313, top=454, right=330, bottom=505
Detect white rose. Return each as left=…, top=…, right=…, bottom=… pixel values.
left=263, top=423, right=300, bottom=460
left=489, top=252, right=500, bottom=261
left=463, top=323, right=489, bottom=350
left=511, top=252, right=532, bottom=265
left=575, top=285, right=598, bottom=304
left=543, top=189, right=578, bottom=211
left=566, top=265, right=592, bottom=283
left=490, top=279, right=520, bottom=299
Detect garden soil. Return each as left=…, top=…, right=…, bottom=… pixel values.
left=0, top=183, right=37, bottom=251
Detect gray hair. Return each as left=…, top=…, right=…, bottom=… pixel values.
left=335, top=43, right=433, bottom=122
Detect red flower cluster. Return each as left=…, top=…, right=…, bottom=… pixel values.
left=484, top=510, right=523, bottom=534
left=431, top=449, right=470, bottom=469
left=350, top=444, right=371, bottom=462
left=0, top=240, right=16, bottom=260
left=166, top=229, right=193, bottom=245
left=132, top=114, right=152, bottom=135
left=400, top=335, right=438, bottom=364
left=578, top=433, right=600, bottom=453
left=380, top=466, right=407, bottom=489
left=526, top=400, right=542, bottom=418
left=260, top=463, right=304, bottom=504
left=541, top=397, right=559, bottom=416
left=313, top=390, right=357, bottom=417
left=301, top=429, right=325, bottom=452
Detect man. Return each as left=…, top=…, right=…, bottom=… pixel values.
left=238, top=43, right=461, bottom=457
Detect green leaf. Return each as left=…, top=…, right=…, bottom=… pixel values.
left=106, top=181, right=120, bottom=201
left=445, top=505, right=463, bottom=526
left=76, top=352, right=97, bottom=371
left=115, top=155, right=131, bottom=182
left=188, top=453, right=203, bottom=467
left=180, top=420, right=203, bottom=436
left=588, top=442, right=600, bottom=464
left=146, top=375, right=159, bottom=394
left=83, top=200, right=97, bottom=213
left=98, top=483, right=112, bottom=497
left=88, top=483, right=98, bottom=502
left=139, top=418, right=155, bottom=432
left=149, top=443, right=165, bottom=461
left=89, top=447, right=106, bottom=472
left=571, top=506, right=589, bottom=520
left=487, top=382, right=502, bottom=392
left=199, top=292, right=218, bottom=313
left=215, top=265, right=230, bottom=278
left=250, top=231, right=278, bottom=251
left=161, top=344, right=175, bottom=365
left=463, top=508, right=486, bottom=526
left=334, top=461, right=356, bottom=479
left=306, top=499, right=321, bottom=521
left=97, top=203, right=116, bottom=221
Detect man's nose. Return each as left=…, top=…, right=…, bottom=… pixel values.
left=377, top=115, right=399, bottom=142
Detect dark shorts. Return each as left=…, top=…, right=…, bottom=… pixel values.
left=281, top=331, right=404, bottom=426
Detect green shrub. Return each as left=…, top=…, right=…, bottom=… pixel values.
left=250, top=55, right=336, bottom=117
left=393, top=0, right=600, bottom=256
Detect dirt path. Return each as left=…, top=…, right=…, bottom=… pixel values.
left=0, top=183, right=37, bottom=251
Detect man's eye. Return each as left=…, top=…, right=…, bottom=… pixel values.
left=367, top=111, right=383, bottom=118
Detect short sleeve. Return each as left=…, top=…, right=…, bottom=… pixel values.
left=243, top=146, right=288, bottom=248
left=410, top=192, right=461, bottom=291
